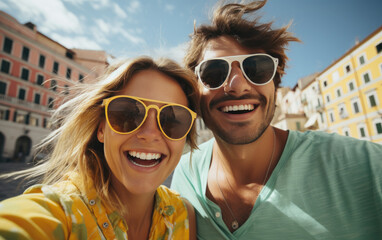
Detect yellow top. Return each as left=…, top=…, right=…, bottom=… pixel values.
left=0, top=173, right=190, bottom=240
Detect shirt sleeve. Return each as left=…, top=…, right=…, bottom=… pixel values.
left=0, top=193, right=69, bottom=240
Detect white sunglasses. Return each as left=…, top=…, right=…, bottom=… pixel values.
left=195, top=53, right=279, bottom=90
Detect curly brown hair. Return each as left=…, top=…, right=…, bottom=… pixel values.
left=184, top=0, right=300, bottom=88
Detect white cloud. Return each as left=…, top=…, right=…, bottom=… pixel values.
left=127, top=0, right=140, bottom=13
left=164, top=4, right=175, bottom=12
left=89, top=0, right=109, bottom=10
left=62, top=0, right=87, bottom=5
left=152, top=42, right=188, bottom=65
left=92, top=18, right=145, bottom=45
left=51, top=33, right=103, bottom=50
left=6, top=0, right=83, bottom=34
left=95, top=19, right=110, bottom=34
left=0, top=1, right=9, bottom=10
left=113, top=3, right=127, bottom=18
left=91, top=27, right=110, bottom=45
left=120, top=29, right=145, bottom=45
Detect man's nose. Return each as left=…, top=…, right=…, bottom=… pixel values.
left=223, top=61, right=252, bottom=96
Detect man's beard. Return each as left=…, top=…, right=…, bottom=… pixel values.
left=202, top=94, right=276, bottom=145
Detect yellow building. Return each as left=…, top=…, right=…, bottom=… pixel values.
left=318, top=26, right=382, bottom=144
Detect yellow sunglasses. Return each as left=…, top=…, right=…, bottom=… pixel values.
left=102, top=95, right=197, bottom=140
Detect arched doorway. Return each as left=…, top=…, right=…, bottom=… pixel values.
left=0, top=132, right=4, bottom=162
left=13, top=135, right=31, bottom=162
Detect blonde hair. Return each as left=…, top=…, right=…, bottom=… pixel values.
left=3, top=56, right=199, bottom=212
left=185, top=0, right=300, bottom=88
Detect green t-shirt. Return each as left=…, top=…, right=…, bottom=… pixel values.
left=171, top=130, right=382, bottom=240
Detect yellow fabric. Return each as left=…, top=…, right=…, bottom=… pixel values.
left=0, top=173, right=190, bottom=239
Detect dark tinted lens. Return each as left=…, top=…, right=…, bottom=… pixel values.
left=160, top=105, right=192, bottom=139
left=243, top=55, right=275, bottom=84
left=199, top=59, right=229, bottom=88
left=107, top=97, right=145, bottom=133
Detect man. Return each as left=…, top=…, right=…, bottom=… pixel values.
left=171, top=1, right=382, bottom=239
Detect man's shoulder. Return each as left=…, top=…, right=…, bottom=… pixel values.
left=288, top=130, right=382, bottom=155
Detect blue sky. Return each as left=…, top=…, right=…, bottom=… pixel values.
left=1, top=0, right=381, bottom=87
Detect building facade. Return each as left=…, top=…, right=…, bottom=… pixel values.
left=0, top=11, right=108, bottom=162
left=317, top=26, right=382, bottom=144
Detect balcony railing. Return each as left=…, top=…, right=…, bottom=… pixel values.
left=0, top=94, right=51, bottom=113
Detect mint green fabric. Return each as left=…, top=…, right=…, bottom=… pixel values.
left=171, top=130, right=382, bottom=240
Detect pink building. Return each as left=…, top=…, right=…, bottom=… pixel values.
left=0, top=11, right=108, bottom=162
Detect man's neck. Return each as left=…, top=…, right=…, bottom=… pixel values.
left=212, top=126, right=287, bottom=185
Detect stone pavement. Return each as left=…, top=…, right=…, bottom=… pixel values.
left=0, top=162, right=173, bottom=201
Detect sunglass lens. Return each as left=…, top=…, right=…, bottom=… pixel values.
left=108, top=98, right=145, bottom=133
left=243, top=55, right=275, bottom=84
left=199, top=59, right=229, bottom=88
left=160, top=105, right=192, bottom=139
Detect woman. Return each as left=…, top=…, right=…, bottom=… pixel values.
left=0, top=57, right=198, bottom=239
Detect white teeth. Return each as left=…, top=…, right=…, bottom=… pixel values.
left=222, top=104, right=255, bottom=113
left=130, top=160, right=160, bottom=168
left=129, top=151, right=161, bottom=160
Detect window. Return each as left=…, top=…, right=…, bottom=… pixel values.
left=34, top=93, right=41, bottom=104
left=18, top=88, right=26, bottom=100
left=317, top=98, right=321, bottom=107
left=48, top=97, right=54, bottom=109
left=345, top=64, right=351, bottom=73
left=2, top=37, right=13, bottom=54
left=351, top=98, right=361, bottom=114
left=22, top=46, right=30, bottom=61
left=326, top=94, right=331, bottom=103
left=323, top=80, right=328, bottom=87
left=79, top=74, right=84, bottom=83
left=336, top=88, right=342, bottom=97
left=376, top=122, right=382, bottom=134
left=373, top=118, right=382, bottom=135
left=66, top=68, right=71, bottom=79
left=368, top=94, right=377, bottom=107
left=348, top=81, right=355, bottom=92
left=0, top=81, right=6, bottom=95
left=39, top=55, right=45, bottom=68
left=359, top=55, right=365, bottom=65
left=64, top=84, right=69, bottom=95
left=51, top=80, right=57, bottom=91
left=1, top=59, right=10, bottom=74
left=319, top=112, right=325, bottom=124
left=339, top=104, right=347, bottom=118
left=329, top=111, right=335, bottom=123
left=353, top=101, right=359, bottom=113
left=363, top=72, right=370, bottom=84
left=21, top=68, right=30, bottom=81
left=53, top=61, right=59, bottom=74
left=36, top=74, right=44, bottom=86
left=359, top=127, right=366, bottom=138
left=66, top=51, right=73, bottom=59
left=343, top=127, right=350, bottom=137
left=30, top=115, right=39, bottom=127
left=0, top=109, right=10, bottom=120
left=376, top=42, right=382, bottom=54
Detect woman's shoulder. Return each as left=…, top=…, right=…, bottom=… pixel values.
left=155, top=185, right=188, bottom=216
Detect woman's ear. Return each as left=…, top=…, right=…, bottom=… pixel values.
left=97, top=120, right=105, bottom=143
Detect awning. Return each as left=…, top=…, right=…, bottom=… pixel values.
left=304, top=113, right=318, bottom=128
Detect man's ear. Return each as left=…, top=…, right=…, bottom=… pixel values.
left=97, top=120, right=105, bottom=143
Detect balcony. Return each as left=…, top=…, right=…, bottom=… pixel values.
left=0, top=94, right=50, bottom=113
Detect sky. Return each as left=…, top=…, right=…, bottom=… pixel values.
left=1, top=0, right=381, bottom=88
